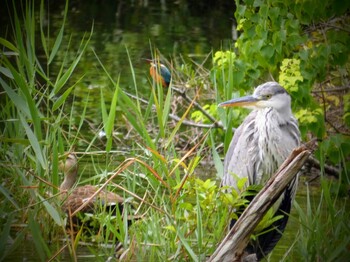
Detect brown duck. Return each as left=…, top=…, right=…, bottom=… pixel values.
left=59, top=153, right=124, bottom=215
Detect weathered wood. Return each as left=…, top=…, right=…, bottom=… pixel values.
left=209, top=146, right=311, bottom=262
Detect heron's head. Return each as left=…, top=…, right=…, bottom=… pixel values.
left=219, top=82, right=291, bottom=112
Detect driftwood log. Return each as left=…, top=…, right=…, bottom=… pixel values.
left=209, top=146, right=311, bottom=262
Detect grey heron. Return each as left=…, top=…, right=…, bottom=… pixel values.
left=219, top=82, right=300, bottom=259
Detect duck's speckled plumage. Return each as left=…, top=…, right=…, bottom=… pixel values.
left=59, top=154, right=124, bottom=214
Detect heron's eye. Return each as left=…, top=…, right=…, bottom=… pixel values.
left=265, top=94, right=272, bottom=99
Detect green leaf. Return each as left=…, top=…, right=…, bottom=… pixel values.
left=19, top=113, right=46, bottom=169
left=0, top=213, right=14, bottom=257
left=196, top=190, right=203, bottom=254
left=105, top=77, right=120, bottom=152
left=0, top=66, right=13, bottom=78
left=39, top=0, right=48, bottom=58
left=28, top=212, right=51, bottom=260
left=52, top=75, right=84, bottom=111
left=0, top=185, right=20, bottom=210
left=176, top=227, right=198, bottom=262
left=211, top=132, right=223, bottom=179
left=261, top=45, right=274, bottom=59
left=0, top=37, right=19, bottom=52
left=48, top=1, right=68, bottom=64
left=52, top=28, right=92, bottom=96
left=38, top=195, right=64, bottom=226
left=0, top=78, right=30, bottom=119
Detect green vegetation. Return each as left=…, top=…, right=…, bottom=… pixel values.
left=212, top=1, right=350, bottom=261
left=0, top=0, right=349, bottom=261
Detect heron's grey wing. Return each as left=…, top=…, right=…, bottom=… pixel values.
left=279, top=116, right=300, bottom=149
left=253, top=118, right=300, bottom=259
left=222, top=110, right=259, bottom=190
left=278, top=116, right=301, bottom=197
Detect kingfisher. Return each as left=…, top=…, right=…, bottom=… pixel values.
left=146, top=59, right=171, bottom=88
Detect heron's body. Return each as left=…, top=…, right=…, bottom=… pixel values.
left=220, top=82, right=300, bottom=259
left=59, top=154, right=124, bottom=214
left=223, top=107, right=300, bottom=190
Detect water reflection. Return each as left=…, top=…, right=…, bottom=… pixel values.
left=24, top=1, right=236, bottom=145
left=5, top=239, right=115, bottom=261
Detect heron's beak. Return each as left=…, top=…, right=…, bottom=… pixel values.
left=219, top=95, right=259, bottom=107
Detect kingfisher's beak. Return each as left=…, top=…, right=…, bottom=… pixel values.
left=219, top=95, right=259, bottom=107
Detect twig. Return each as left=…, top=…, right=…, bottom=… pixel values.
left=171, top=86, right=221, bottom=128
left=311, top=85, right=350, bottom=93
left=122, top=90, right=228, bottom=130
left=307, top=155, right=340, bottom=178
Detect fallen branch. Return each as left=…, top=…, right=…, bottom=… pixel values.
left=209, top=146, right=311, bottom=262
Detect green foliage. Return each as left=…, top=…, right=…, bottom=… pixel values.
left=191, top=104, right=218, bottom=123
left=214, top=0, right=349, bottom=162
left=293, top=179, right=350, bottom=261
left=211, top=0, right=350, bottom=259
left=344, top=93, right=350, bottom=128
left=0, top=0, right=92, bottom=260
left=279, top=59, right=304, bottom=94
left=295, top=108, right=325, bottom=138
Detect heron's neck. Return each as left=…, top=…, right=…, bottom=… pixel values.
left=60, top=169, right=77, bottom=191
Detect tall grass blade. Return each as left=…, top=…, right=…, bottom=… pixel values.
left=0, top=37, right=19, bottom=53
left=52, top=75, right=84, bottom=111
left=210, top=132, right=223, bottom=179
left=19, top=113, right=46, bottom=169
left=105, top=76, right=120, bottom=152
left=165, top=95, right=197, bottom=149
left=0, top=228, right=25, bottom=261
left=52, top=28, right=93, bottom=96
left=0, top=185, right=20, bottom=210
left=0, top=213, right=14, bottom=258
left=118, top=91, right=155, bottom=149
left=0, top=66, right=13, bottom=78
left=8, top=63, right=43, bottom=140
left=48, top=1, right=68, bottom=64
left=196, top=190, right=203, bottom=258
left=38, top=195, right=64, bottom=226
left=28, top=212, right=51, bottom=261
left=176, top=227, right=198, bottom=262
left=126, top=47, right=141, bottom=112
left=162, top=85, right=172, bottom=126
left=39, top=0, right=48, bottom=58
left=51, top=141, right=59, bottom=193
left=0, top=78, right=30, bottom=119
left=151, top=86, right=165, bottom=138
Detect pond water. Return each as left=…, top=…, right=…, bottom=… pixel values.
left=30, top=0, right=235, bottom=151
left=2, top=1, right=322, bottom=261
